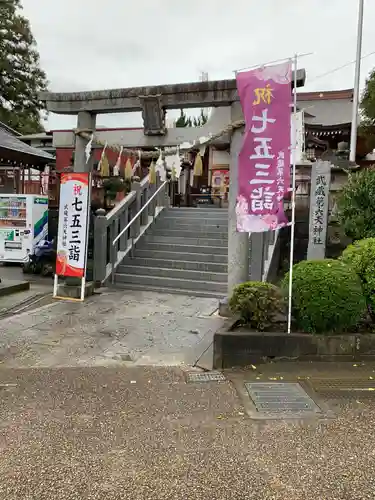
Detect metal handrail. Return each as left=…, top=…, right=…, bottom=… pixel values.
left=112, top=180, right=167, bottom=246
left=110, top=180, right=167, bottom=283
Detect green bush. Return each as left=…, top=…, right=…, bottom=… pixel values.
left=337, top=168, right=375, bottom=240
left=229, top=281, right=284, bottom=331
left=341, top=238, right=375, bottom=320
left=282, top=259, right=366, bottom=334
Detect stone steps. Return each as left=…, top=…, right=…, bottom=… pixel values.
left=114, top=206, right=228, bottom=298
left=115, top=273, right=227, bottom=294
left=118, top=265, right=228, bottom=282
left=154, top=219, right=228, bottom=234
left=136, top=241, right=228, bottom=255
left=142, top=235, right=228, bottom=246
left=121, top=257, right=227, bottom=273
left=159, top=217, right=228, bottom=226
left=133, top=249, right=227, bottom=264
left=112, top=282, right=226, bottom=299
left=150, top=229, right=228, bottom=240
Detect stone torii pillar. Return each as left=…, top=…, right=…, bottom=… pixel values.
left=74, top=111, right=96, bottom=173
left=227, top=113, right=248, bottom=295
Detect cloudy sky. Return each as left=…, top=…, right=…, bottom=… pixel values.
left=22, top=0, right=375, bottom=131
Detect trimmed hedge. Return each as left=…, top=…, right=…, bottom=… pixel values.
left=282, top=259, right=366, bottom=334
left=229, top=281, right=284, bottom=331
left=341, top=238, right=375, bottom=320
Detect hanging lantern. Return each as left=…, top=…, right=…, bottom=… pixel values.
left=124, top=158, right=133, bottom=180
left=100, top=152, right=110, bottom=177
left=193, top=152, right=203, bottom=177
left=149, top=160, right=156, bottom=184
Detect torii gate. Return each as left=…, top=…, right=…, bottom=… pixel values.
left=40, top=70, right=306, bottom=296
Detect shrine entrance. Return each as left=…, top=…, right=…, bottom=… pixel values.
left=39, top=70, right=306, bottom=296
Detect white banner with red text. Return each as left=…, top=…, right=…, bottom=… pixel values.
left=56, top=173, right=90, bottom=278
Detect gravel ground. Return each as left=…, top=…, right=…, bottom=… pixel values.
left=0, top=366, right=374, bottom=500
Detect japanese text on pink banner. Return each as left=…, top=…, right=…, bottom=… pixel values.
left=235, top=62, right=292, bottom=232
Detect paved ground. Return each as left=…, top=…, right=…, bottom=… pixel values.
left=1, top=283, right=375, bottom=498
left=0, top=263, right=53, bottom=318
left=0, top=288, right=222, bottom=368
left=0, top=365, right=375, bottom=499
left=0, top=262, right=51, bottom=284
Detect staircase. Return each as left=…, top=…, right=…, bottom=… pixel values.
left=114, top=207, right=228, bottom=298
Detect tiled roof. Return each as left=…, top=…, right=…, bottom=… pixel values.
left=0, top=120, right=21, bottom=137
left=0, top=127, right=54, bottom=162
left=297, top=89, right=354, bottom=101
left=298, top=89, right=354, bottom=127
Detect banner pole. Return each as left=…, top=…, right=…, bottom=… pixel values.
left=53, top=273, right=58, bottom=298
left=287, top=54, right=298, bottom=335
left=234, top=51, right=313, bottom=74
left=81, top=172, right=92, bottom=302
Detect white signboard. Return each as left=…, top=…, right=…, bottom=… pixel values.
left=291, top=110, right=304, bottom=164
left=55, top=173, right=90, bottom=280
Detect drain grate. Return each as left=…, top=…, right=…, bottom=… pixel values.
left=312, top=379, right=375, bottom=391
left=311, top=379, right=375, bottom=400
left=186, top=371, right=226, bottom=383
left=244, top=382, right=321, bottom=415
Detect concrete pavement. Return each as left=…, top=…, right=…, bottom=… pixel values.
left=0, top=288, right=222, bottom=368
left=0, top=263, right=54, bottom=319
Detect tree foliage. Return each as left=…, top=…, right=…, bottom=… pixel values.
left=359, top=68, right=375, bottom=151
left=175, top=109, right=192, bottom=128
left=341, top=238, right=375, bottom=321
left=229, top=281, right=284, bottom=331
left=0, top=0, right=48, bottom=134
left=361, top=68, right=375, bottom=123
left=281, top=259, right=366, bottom=334
left=175, top=109, right=208, bottom=128
left=337, top=168, right=375, bottom=240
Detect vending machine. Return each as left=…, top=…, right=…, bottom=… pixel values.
left=0, top=194, right=48, bottom=264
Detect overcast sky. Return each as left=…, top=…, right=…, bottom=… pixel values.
left=22, top=0, right=375, bottom=131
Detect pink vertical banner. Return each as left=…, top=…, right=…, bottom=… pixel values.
left=235, top=62, right=292, bottom=232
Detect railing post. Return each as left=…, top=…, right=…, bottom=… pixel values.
left=156, top=173, right=164, bottom=207
left=140, top=184, right=149, bottom=225
left=93, top=208, right=107, bottom=285
left=110, top=218, right=118, bottom=275
left=163, top=181, right=170, bottom=208
left=119, top=207, right=128, bottom=251
left=148, top=180, right=156, bottom=218
left=131, top=178, right=141, bottom=240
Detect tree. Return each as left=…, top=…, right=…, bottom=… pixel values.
left=192, top=109, right=208, bottom=127
left=175, top=109, right=192, bottom=128
left=359, top=68, right=375, bottom=152
left=361, top=68, right=375, bottom=123
left=174, top=108, right=208, bottom=128
left=0, top=0, right=48, bottom=134
left=337, top=168, right=375, bottom=240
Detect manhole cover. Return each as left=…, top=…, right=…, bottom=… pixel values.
left=186, top=371, right=226, bottom=383
left=244, top=382, right=321, bottom=416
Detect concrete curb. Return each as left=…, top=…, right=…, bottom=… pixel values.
left=213, top=317, right=375, bottom=368
left=0, top=280, right=30, bottom=297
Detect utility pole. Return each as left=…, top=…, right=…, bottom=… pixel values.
left=350, top=0, right=365, bottom=162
